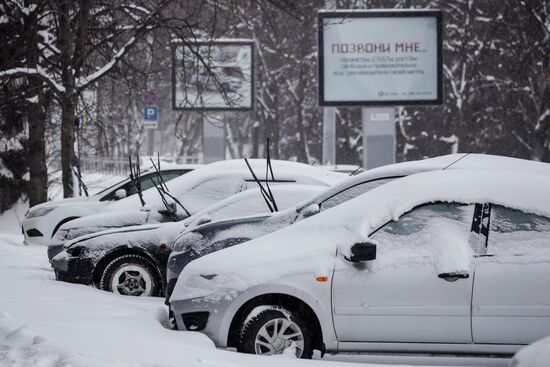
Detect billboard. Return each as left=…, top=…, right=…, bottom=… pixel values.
left=172, top=40, right=254, bottom=110
left=318, top=10, right=442, bottom=106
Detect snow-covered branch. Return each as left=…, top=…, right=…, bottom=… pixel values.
left=0, top=66, right=65, bottom=93
left=76, top=36, right=137, bottom=90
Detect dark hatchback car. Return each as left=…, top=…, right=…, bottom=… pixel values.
left=50, top=185, right=325, bottom=297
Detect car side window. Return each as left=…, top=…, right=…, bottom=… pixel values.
left=133, top=171, right=186, bottom=193
left=160, top=171, right=186, bottom=182
left=100, top=171, right=186, bottom=201
left=487, top=205, right=550, bottom=256
left=370, top=203, right=476, bottom=275
left=320, top=178, right=396, bottom=212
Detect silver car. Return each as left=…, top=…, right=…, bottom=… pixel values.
left=169, top=166, right=550, bottom=359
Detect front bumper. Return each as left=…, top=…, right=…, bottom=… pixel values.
left=165, top=249, right=199, bottom=304
left=47, top=245, right=65, bottom=261
left=171, top=296, right=233, bottom=348
left=51, top=254, right=94, bottom=285
left=22, top=216, right=52, bottom=246
left=165, top=278, right=177, bottom=305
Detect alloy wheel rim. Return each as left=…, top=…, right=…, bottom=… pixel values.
left=254, top=317, right=304, bottom=357
left=112, top=265, right=152, bottom=296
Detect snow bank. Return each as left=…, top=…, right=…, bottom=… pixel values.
left=172, top=169, right=550, bottom=302
left=0, top=200, right=27, bottom=235
left=511, top=336, right=550, bottom=367
left=0, top=313, right=117, bottom=367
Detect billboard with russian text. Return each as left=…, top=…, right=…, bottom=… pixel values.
left=318, top=10, right=442, bottom=106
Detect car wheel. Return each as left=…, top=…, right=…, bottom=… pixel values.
left=239, top=308, right=312, bottom=359
left=99, top=254, right=160, bottom=297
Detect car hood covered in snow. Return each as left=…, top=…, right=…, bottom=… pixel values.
left=54, top=209, right=162, bottom=246
left=62, top=221, right=182, bottom=254
left=56, top=185, right=325, bottom=247
left=171, top=168, right=550, bottom=302
left=27, top=195, right=96, bottom=214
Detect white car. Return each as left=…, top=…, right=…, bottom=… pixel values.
left=170, top=168, right=550, bottom=358
left=22, top=165, right=198, bottom=246
left=48, top=159, right=345, bottom=254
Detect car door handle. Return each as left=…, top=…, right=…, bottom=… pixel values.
left=438, top=272, right=469, bottom=282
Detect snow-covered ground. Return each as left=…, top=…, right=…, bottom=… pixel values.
left=0, top=234, right=511, bottom=367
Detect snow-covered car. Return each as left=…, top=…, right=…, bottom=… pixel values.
left=50, top=185, right=325, bottom=297
left=22, top=165, right=197, bottom=246
left=47, top=159, right=344, bottom=259
left=170, top=168, right=550, bottom=359
left=164, top=153, right=550, bottom=304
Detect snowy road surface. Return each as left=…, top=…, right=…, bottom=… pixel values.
left=0, top=234, right=510, bottom=367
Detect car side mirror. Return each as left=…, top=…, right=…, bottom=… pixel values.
left=114, top=189, right=127, bottom=200
left=196, top=215, right=211, bottom=226
left=158, top=202, right=177, bottom=215
left=348, top=240, right=377, bottom=262
left=302, top=203, right=320, bottom=219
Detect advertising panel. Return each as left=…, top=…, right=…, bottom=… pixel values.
left=319, top=10, right=442, bottom=106
left=172, top=40, right=254, bottom=110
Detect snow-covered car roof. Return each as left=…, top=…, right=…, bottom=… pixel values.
left=105, top=159, right=344, bottom=214
left=293, top=153, right=550, bottom=211
left=171, top=168, right=550, bottom=302
left=63, top=185, right=325, bottom=249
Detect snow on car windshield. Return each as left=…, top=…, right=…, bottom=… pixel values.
left=104, top=159, right=344, bottom=214
left=185, top=185, right=325, bottom=228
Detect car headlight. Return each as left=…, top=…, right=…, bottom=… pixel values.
left=66, top=246, right=83, bottom=257
left=172, top=231, right=203, bottom=252
left=27, top=206, right=57, bottom=218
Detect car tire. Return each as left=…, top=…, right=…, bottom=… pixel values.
left=99, top=254, right=160, bottom=297
left=238, top=308, right=313, bottom=359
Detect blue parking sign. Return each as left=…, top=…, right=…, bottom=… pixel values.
left=143, top=106, right=158, bottom=121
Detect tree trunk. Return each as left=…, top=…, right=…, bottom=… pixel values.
left=60, top=93, right=76, bottom=197
left=27, top=93, right=48, bottom=205
left=58, top=0, right=75, bottom=198
left=26, top=8, right=48, bottom=206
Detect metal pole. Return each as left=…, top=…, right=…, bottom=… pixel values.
left=361, top=108, right=368, bottom=169
left=147, top=128, right=154, bottom=156
left=362, top=107, right=396, bottom=169
left=322, top=107, right=336, bottom=165
left=76, top=121, right=82, bottom=196
left=322, top=0, right=337, bottom=166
